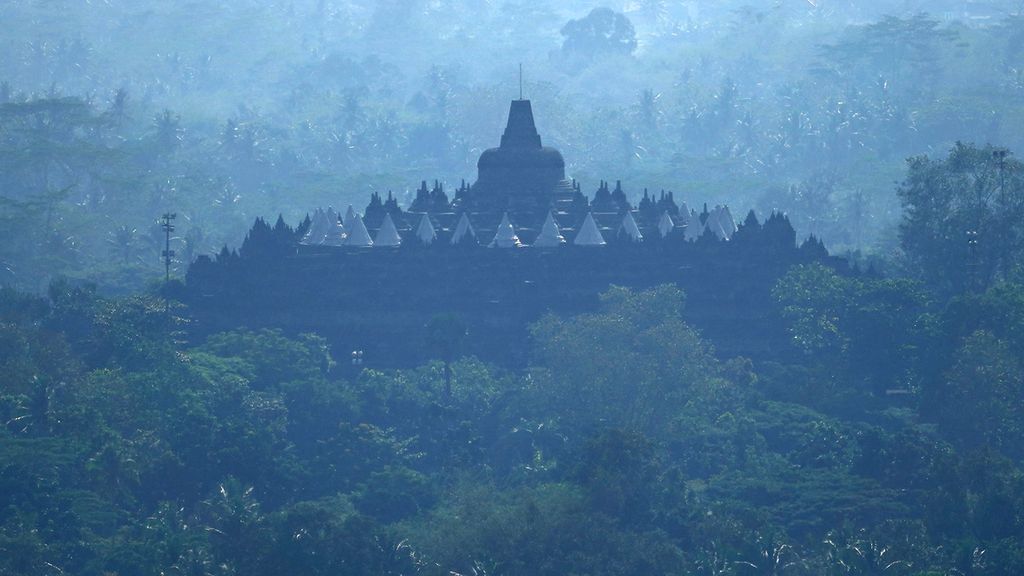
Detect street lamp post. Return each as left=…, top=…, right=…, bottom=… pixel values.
left=160, top=213, right=177, bottom=314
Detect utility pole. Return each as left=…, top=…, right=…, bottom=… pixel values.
left=995, top=148, right=1008, bottom=207
left=161, top=213, right=176, bottom=313
left=993, top=149, right=1009, bottom=280
left=966, top=229, right=979, bottom=293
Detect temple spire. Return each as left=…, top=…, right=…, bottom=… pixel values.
left=500, top=100, right=542, bottom=149
left=519, top=63, right=523, bottom=100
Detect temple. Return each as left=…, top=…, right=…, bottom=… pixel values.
left=461, top=99, right=575, bottom=219
left=185, top=99, right=844, bottom=367
left=293, top=99, right=755, bottom=249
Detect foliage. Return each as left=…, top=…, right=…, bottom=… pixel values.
left=3, top=5, right=1024, bottom=290
left=3, top=2, right=1024, bottom=572
left=3, top=274, right=1024, bottom=573
left=560, top=8, right=638, bottom=62
left=529, top=284, right=733, bottom=437
left=898, top=143, right=1024, bottom=293
left=936, top=331, right=1024, bottom=459
left=773, top=264, right=934, bottom=398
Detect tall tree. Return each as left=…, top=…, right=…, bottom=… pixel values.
left=897, top=143, right=1024, bottom=293
left=560, top=8, right=637, bottom=62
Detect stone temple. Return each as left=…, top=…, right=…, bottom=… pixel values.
left=185, top=99, right=842, bottom=367
left=461, top=99, right=576, bottom=217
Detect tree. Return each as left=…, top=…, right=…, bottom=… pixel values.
left=561, top=8, right=637, bottom=62
left=528, top=285, right=732, bottom=437
left=898, top=143, right=1024, bottom=293
left=773, top=264, right=933, bottom=398
left=819, top=14, right=959, bottom=94
left=937, top=330, right=1024, bottom=459
left=406, top=482, right=684, bottom=576
left=153, top=109, right=183, bottom=153
left=193, top=329, right=333, bottom=391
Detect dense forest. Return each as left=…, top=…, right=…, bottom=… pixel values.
left=3, top=270, right=1024, bottom=574
left=3, top=1, right=1024, bottom=575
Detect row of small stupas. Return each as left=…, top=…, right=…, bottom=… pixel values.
left=186, top=97, right=833, bottom=368
left=293, top=99, right=775, bottom=250
left=298, top=185, right=743, bottom=249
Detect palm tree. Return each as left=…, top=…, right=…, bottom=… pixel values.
left=153, top=109, right=183, bottom=153
left=823, top=531, right=911, bottom=576
left=107, top=224, right=139, bottom=264
left=734, top=536, right=805, bottom=575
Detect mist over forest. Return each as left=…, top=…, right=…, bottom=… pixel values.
left=3, top=2, right=1024, bottom=576
left=2, top=0, right=1023, bottom=289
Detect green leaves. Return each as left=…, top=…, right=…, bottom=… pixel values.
left=194, top=329, right=333, bottom=390
left=529, top=285, right=722, bottom=437
left=898, top=143, right=1024, bottom=294
left=939, top=330, right=1024, bottom=459
left=773, top=264, right=933, bottom=397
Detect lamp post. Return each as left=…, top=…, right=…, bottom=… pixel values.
left=966, top=229, right=979, bottom=292
left=993, top=149, right=1009, bottom=278
left=160, top=212, right=176, bottom=314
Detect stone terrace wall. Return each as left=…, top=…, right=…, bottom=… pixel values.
left=185, top=229, right=843, bottom=368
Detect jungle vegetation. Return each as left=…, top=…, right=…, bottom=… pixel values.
left=3, top=2, right=1024, bottom=575
left=2, top=0, right=1024, bottom=291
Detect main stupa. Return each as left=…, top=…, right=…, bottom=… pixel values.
left=455, top=99, right=577, bottom=218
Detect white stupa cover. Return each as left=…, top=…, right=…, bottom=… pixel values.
left=706, top=208, right=728, bottom=240
left=685, top=212, right=706, bottom=242
left=574, top=212, right=606, bottom=246
left=343, top=205, right=357, bottom=228
left=374, top=212, right=401, bottom=247
left=301, top=208, right=328, bottom=245
left=344, top=213, right=373, bottom=247
left=721, top=205, right=738, bottom=237
left=620, top=211, right=643, bottom=242
left=532, top=212, right=565, bottom=247
left=298, top=209, right=317, bottom=245
left=323, top=211, right=347, bottom=247
left=658, top=211, right=675, bottom=239
left=676, top=206, right=691, bottom=227
left=489, top=212, right=522, bottom=248
left=323, top=206, right=348, bottom=243
left=450, top=213, right=477, bottom=245
left=415, top=214, right=436, bottom=245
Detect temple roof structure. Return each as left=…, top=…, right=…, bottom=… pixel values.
left=489, top=212, right=523, bottom=248
left=416, top=213, right=437, bottom=245
left=620, top=211, right=643, bottom=243
left=451, top=212, right=477, bottom=246
left=574, top=212, right=606, bottom=246
left=533, top=212, right=566, bottom=247
left=345, top=213, right=373, bottom=247
left=289, top=101, right=763, bottom=251
left=301, top=208, right=330, bottom=245
left=375, top=213, right=402, bottom=247
left=658, top=212, right=675, bottom=239
left=343, top=205, right=357, bottom=228
left=456, top=99, right=573, bottom=217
